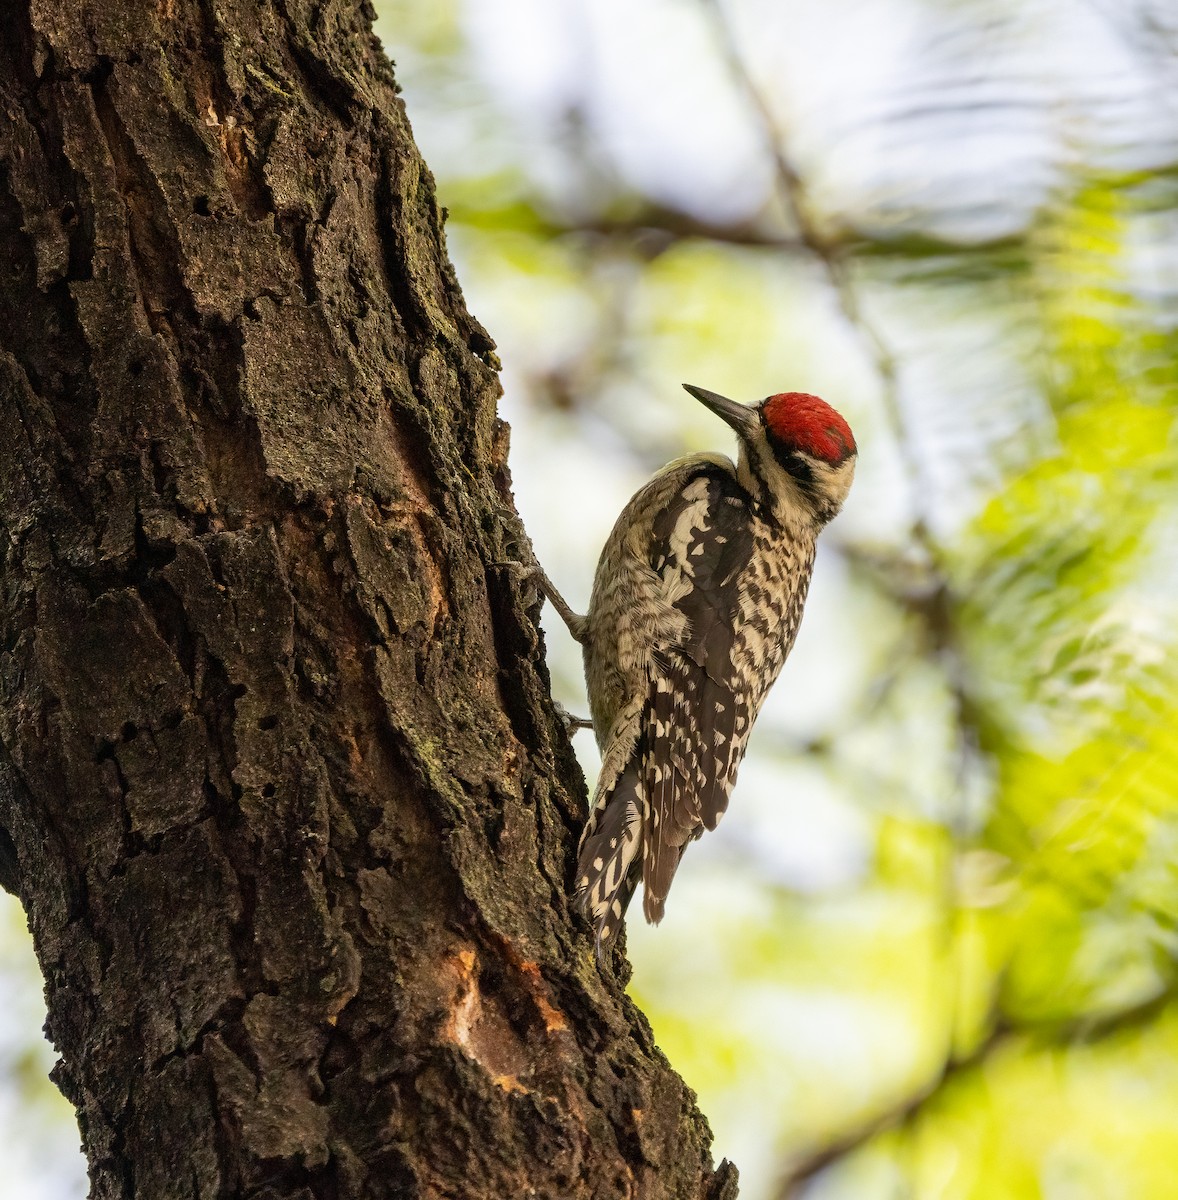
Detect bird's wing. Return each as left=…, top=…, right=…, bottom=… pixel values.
left=641, top=468, right=756, bottom=922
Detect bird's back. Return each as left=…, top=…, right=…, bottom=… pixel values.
left=582, top=453, right=735, bottom=741
left=575, top=452, right=819, bottom=950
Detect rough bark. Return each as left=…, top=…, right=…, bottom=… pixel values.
left=0, top=1, right=738, bottom=1197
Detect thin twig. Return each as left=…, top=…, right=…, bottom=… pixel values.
left=700, top=5, right=980, bottom=804
left=698, top=3, right=977, bottom=756
left=700, top=0, right=934, bottom=538
left=698, top=2, right=997, bottom=1186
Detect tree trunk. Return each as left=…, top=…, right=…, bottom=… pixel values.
left=0, top=2, right=737, bottom=1196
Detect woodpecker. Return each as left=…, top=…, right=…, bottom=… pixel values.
left=537, top=384, right=856, bottom=958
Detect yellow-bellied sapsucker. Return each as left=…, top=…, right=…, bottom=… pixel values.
left=538, top=385, right=856, bottom=957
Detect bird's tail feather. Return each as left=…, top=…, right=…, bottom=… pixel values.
left=575, top=763, right=643, bottom=959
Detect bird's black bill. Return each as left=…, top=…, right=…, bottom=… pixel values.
left=682, top=383, right=760, bottom=439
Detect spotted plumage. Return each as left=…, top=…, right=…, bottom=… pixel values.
left=538, top=385, right=856, bottom=959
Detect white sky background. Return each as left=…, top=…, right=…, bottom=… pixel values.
left=2, top=1, right=1177, bottom=1197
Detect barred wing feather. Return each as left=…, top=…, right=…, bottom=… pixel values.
left=641, top=470, right=754, bottom=923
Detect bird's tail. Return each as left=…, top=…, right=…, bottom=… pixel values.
left=575, top=762, right=643, bottom=959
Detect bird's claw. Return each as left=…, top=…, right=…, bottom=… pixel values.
left=554, top=703, right=594, bottom=737
left=488, top=553, right=589, bottom=644
left=488, top=558, right=539, bottom=583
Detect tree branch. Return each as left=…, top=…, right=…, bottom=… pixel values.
left=776, top=988, right=1178, bottom=1197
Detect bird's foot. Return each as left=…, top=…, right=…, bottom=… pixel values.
left=554, top=703, right=594, bottom=737
left=488, top=551, right=588, bottom=643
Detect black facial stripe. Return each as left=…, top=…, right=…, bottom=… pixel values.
left=783, top=451, right=815, bottom=488
left=764, top=425, right=818, bottom=491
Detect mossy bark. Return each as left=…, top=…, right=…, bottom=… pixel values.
left=0, top=1, right=737, bottom=1196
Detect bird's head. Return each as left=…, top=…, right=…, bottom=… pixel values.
left=683, top=384, right=857, bottom=525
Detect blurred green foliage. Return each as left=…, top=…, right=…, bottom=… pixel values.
left=4, top=3, right=1178, bottom=1199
